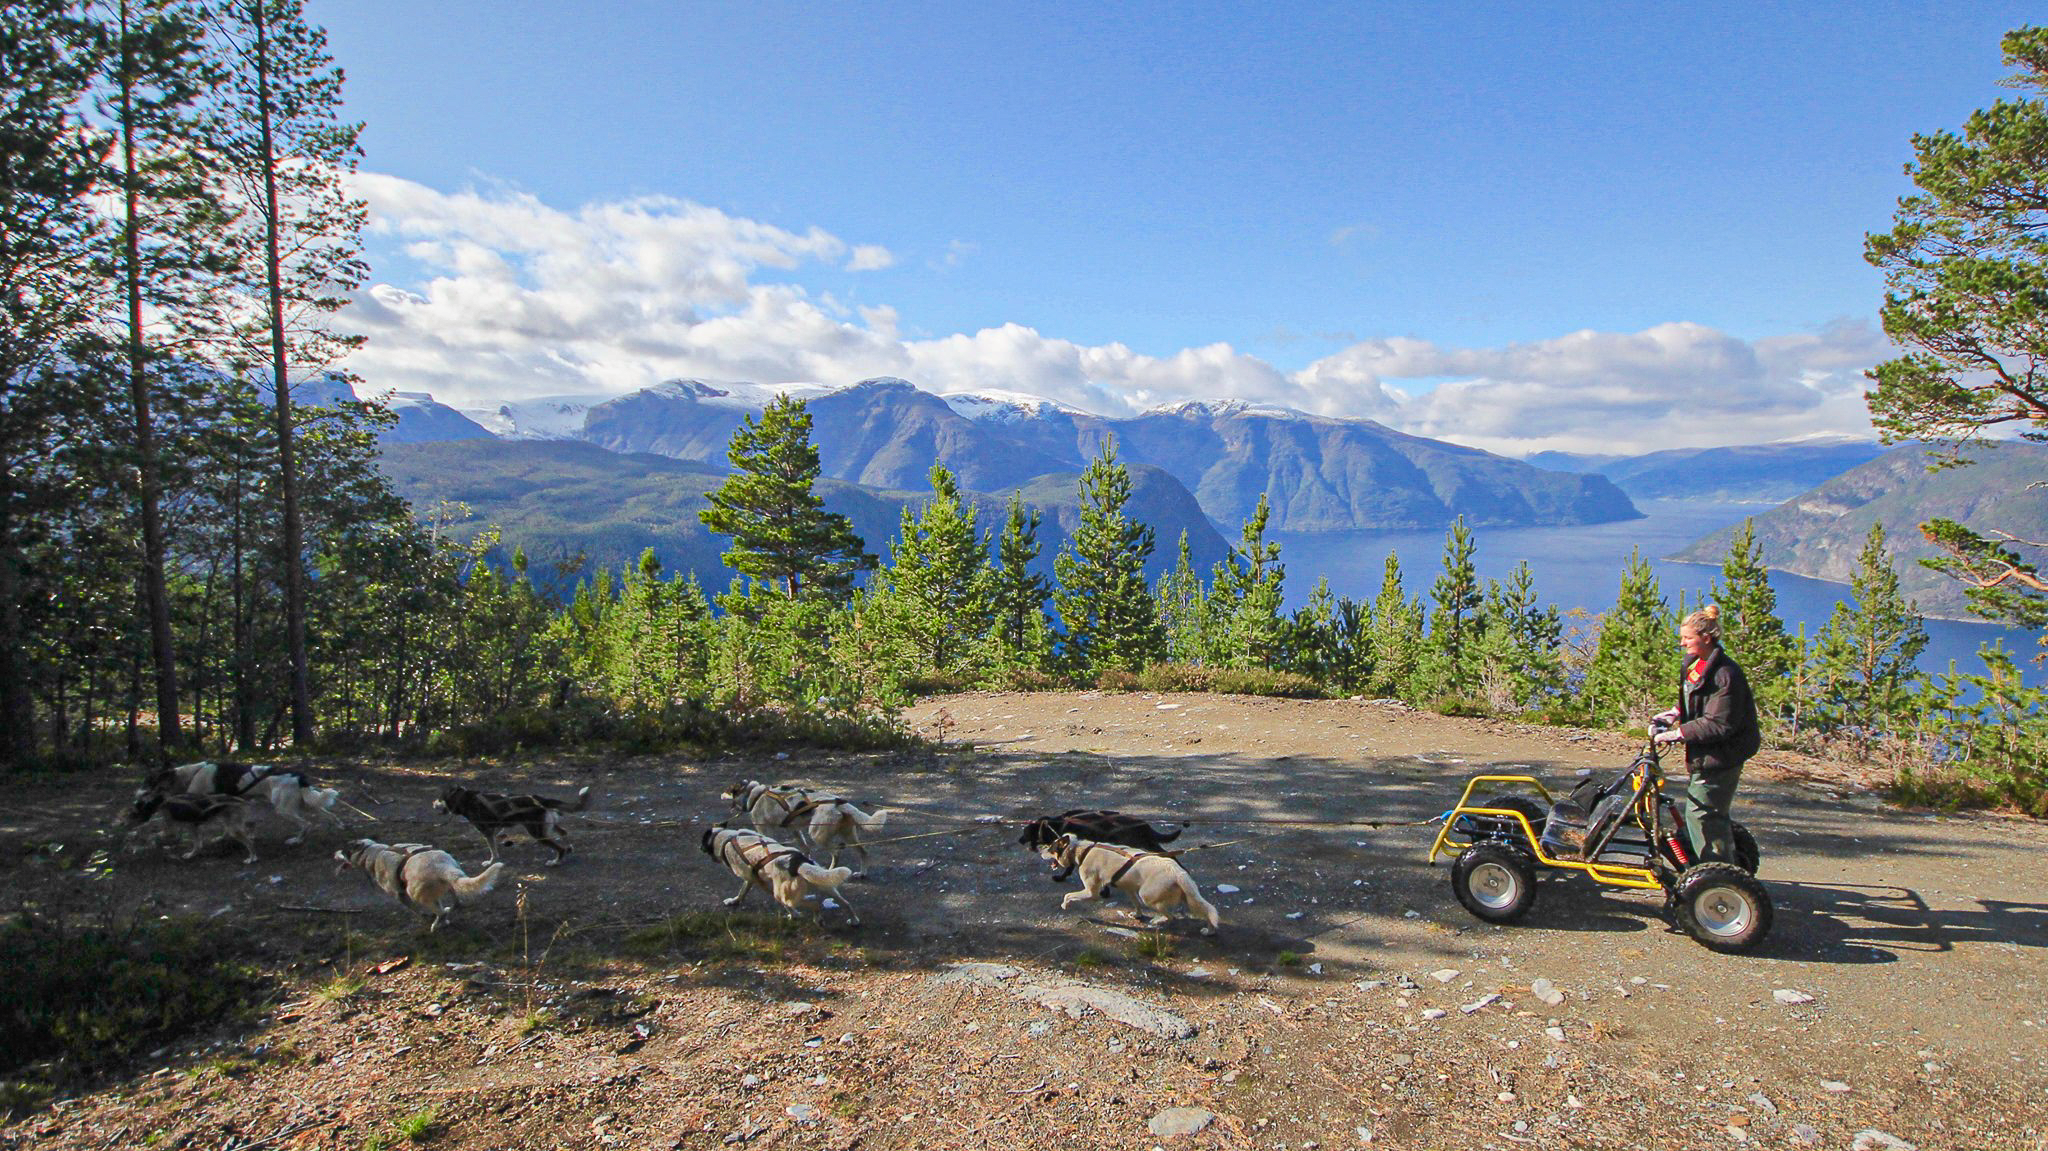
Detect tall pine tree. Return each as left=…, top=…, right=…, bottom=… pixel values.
left=699, top=393, right=873, bottom=604
left=1052, top=437, right=1163, bottom=676
left=203, top=0, right=366, bottom=746
left=1806, top=522, right=1929, bottom=742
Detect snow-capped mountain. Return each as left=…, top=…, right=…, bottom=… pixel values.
left=940, top=389, right=1087, bottom=423
left=460, top=394, right=612, bottom=440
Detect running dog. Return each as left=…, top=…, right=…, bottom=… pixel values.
left=1040, top=833, right=1220, bottom=935
left=723, top=780, right=888, bottom=875
left=148, top=760, right=344, bottom=845
left=700, top=826, right=859, bottom=926
left=333, top=839, right=506, bottom=931
left=1018, top=809, right=1182, bottom=857
left=433, top=784, right=591, bottom=866
left=123, top=791, right=260, bottom=864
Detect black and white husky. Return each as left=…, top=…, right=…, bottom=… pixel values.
left=723, top=780, right=887, bottom=875
left=149, top=760, right=344, bottom=845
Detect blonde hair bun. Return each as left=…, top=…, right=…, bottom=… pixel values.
left=1683, top=603, right=1723, bottom=640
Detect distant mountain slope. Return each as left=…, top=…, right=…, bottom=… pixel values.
left=476, top=376, right=1637, bottom=533
left=1528, top=438, right=1889, bottom=503
left=1671, top=440, right=2048, bottom=618
left=378, top=393, right=495, bottom=443
left=373, top=439, right=1229, bottom=589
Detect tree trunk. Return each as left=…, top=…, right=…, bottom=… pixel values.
left=0, top=478, right=32, bottom=769
left=117, top=0, right=181, bottom=761
left=253, top=3, right=315, bottom=749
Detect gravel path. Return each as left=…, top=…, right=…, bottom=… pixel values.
left=4, top=690, right=2044, bottom=1150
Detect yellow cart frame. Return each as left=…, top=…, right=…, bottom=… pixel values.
left=1426, top=772, right=1666, bottom=891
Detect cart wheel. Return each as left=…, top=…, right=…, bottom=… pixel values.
left=1672, top=862, right=1772, bottom=952
left=1451, top=843, right=1538, bottom=923
left=1731, top=822, right=1760, bottom=876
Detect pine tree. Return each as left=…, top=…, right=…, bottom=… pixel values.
left=202, top=0, right=367, bottom=747
left=1209, top=493, right=1285, bottom=668
left=1366, top=553, right=1422, bottom=699
left=95, top=0, right=225, bottom=755
left=1711, top=518, right=1798, bottom=727
left=0, top=1, right=116, bottom=766
left=1806, top=522, right=1930, bottom=743
left=881, top=463, right=989, bottom=675
left=1474, top=561, right=1562, bottom=714
left=1581, top=548, right=1674, bottom=724
left=1052, top=437, right=1163, bottom=675
left=1155, top=530, right=1210, bottom=664
left=1419, top=516, right=1483, bottom=699
left=700, top=393, right=874, bottom=604
left=987, top=491, right=1051, bottom=670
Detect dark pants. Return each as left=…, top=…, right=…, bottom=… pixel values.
left=1683, top=765, right=1743, bottom=863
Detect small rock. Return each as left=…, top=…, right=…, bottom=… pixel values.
left=740, top=1074, right=761, bottom=1088
left=1147, top=1107, right=1215, bottom=1138
left=1820, top=1079, right=1851, bottom=1093
left=1773, top=989, right=1815, bottom=1006
left=1420, top=1008, right=1447, bottom=1020
left=1496, top=1091, right=1515, bottom=1103
left=1789, top=1124, right=1821, bottom=1147
left=1027, top=1021, right=1052, bottom=1037
left=1460, top=993, right=1500, bottom=1014
left=1851, top=1132, right=1915, bottom=1151
left=1389, top=1053, right=1412, bottom=1067
left=1355, top=1126, right=1373, bottom=1144
left=785, top=1103, right=818, bottom=1122
left=1566, top=1095, right=1585, bottom=1109
left=1403, top=910, right=1420, bottom=918
left=1531, top=978, right=1565, bottom=1006
left=1216, top=884, right=1241, bottom=894
left=1354, top=980, right=1385, bottom=992
left=1286, top=911, right=1305, bottom=920
left=1307, top=963, right=1323, bottom=975
left=1429, top=968, right=1461, bottom=983
left=1188, top=967, right=1211, bottom=979
left=1747, top=1092, right=1775, bottom=1114
left=1545, top=1026, right=1566, bottom=1042
left=1629, top=976, right=1647, bottom=985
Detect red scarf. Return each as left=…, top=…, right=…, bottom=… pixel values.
left=1686, top=655, right=1711, bottom=685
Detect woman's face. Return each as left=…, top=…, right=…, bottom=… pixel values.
left=1680, top=625, right=1714, bottom=661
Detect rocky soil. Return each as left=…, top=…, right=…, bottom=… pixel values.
left=3, top=690, right=2045, bottom=1151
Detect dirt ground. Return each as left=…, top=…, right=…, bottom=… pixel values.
left=4, top=690, right=2046, bottom=1151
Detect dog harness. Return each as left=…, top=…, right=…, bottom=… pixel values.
left=718, top=832, right=810, bottom=878
left=1073, top=842, right=1150, bottom=885
left=742, top=783, right=837, bottom=830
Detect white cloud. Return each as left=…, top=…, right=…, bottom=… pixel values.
left=341, top=174, right=1886, bottom=454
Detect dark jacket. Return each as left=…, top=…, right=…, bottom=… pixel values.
left=1676, top=648, right=1761, bottom=773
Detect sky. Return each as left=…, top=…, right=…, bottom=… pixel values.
left=313, top=1, right=2039, bottom=457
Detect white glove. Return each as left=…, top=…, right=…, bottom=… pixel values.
left=1652, top=708, right=1680, bottom=725
left=1652, top=728, right=1685, bottom=746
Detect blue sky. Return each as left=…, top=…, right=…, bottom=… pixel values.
left=315, top=1, right=2039, bottom=455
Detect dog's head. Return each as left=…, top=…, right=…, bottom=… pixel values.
left=124, top=787, right=167, bottom=827
left=431, top=785, right=469, bottom=814
left=1041, top=832, right=1085, bottom=880
left=1017, top=817, right=1058, bottom=850
left=721, top=780, right=760, bottom=810
left=333, top=838, right=380, bottom=875
left=700, top=827, right=720, bottom=857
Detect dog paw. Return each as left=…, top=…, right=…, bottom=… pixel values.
left=284, top=835, right=304, bottom=846
left=1199, top=927, right=1217, bottom=936
left=722, top=897, right=741, bottom=907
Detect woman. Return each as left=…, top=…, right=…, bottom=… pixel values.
left=1651, top=604, right=1762, bottom=864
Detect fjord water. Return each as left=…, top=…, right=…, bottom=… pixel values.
left=1276, top=500, right=2041, bottom=685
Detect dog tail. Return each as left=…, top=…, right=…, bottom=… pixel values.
left=844, top=804, right=887, bottom=830
left=569, top=785, right=592, bottom=812
left=305, top=786, right=340, bottom=810
left=453, top=861, right=506, bottom=902
left=1179, top=875, right=1222, bottom=932
left=797, top=861, right=853, bottom=889
left=1156, top=824, right=1183, bottom=844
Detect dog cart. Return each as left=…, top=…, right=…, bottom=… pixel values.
left=1426, top=723, right=1772, bottom=952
